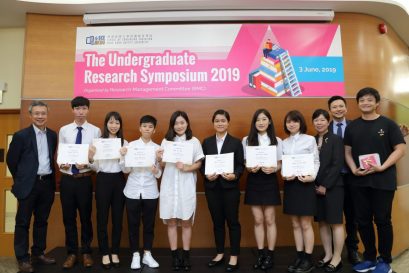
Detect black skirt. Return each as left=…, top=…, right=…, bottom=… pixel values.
left=315, top=185, right=344, bottom=224
left=244, top=171, right=281, bottom=205
left=283, top=178, right=316, bottom=216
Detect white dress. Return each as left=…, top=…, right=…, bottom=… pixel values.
left=159, top=135, right=204, bottom=223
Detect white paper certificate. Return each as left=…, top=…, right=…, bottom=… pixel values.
left=93, top=138, right=121, bottom=160
left=282, top=153, right=314, bottom=177
left=205, top=153, right=234, bottom=175
left=246, top=146, right=277, bottom=168
left=57, top=144, right=89, bottom=165
left=162, top=141, right=193, bottom=165
left=125, top=145, right=156, bottom=168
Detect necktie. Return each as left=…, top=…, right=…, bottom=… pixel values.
left=336, top=123, right=343, bottom=137
left=72, top=127, right=83, bottom=174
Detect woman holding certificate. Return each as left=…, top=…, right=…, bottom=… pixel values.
left=242, top=109, right=282, bottom=270
left=201, top=109, right=244, bottom=272
left=157, top=111, right=204, bottom=271
left=281, top=110, right=320, bottom=273
left=312, top=109, right=345, bottom=273
left=88, top=111, right=126, bottom=269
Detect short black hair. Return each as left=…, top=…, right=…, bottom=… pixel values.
left=312, top=109, right=330, bottom=122
left=165, top=110, right=193, bottom=141
left=328, top=96, right=347, bottom=109
left=212, top=109, right=230, bottom=122
left=284, top=110, right=307, bottom=135
left=71, top=96, right=90, bottom=109
left=140, top=115, right=157, bottom=127
left=356, top=87, right=381, bottom=103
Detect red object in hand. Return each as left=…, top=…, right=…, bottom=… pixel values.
left=379, top=23, right=387, bottom=34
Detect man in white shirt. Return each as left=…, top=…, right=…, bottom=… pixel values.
left=58, top=96, right=101, bottom=269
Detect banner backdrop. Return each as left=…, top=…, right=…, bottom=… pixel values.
left=75, top=24, right=344, bottom=98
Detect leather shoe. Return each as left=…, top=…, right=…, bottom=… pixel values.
left=18, top=261, right=34, bottom=273
left=225, top=263, right=239, bottom=272
left=316, top=259, right=331, bottom=268
left=32, top=254, right=56, bottom=265
left=347, top=249, right=362, bottom=265
left=83, top=254, right=94, bottom=268
left=208, top=257, right=225, bottom=267
left=62, top=254, right=77, bottom=269
left=325, top=261, right=343, bottom=272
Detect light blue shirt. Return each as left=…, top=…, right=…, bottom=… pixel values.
left=333, top=119, right=347, bottom=138
left=33, top=125, right=51, bottom=175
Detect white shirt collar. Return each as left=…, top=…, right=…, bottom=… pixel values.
left=32, top=124, right=46, bottom=134
left=216, top=132, right=227, bottom=142
left=175, top=134, right=186, bottom=141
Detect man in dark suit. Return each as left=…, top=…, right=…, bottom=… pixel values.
left=6, top=101, right=57, bottom=273
left=328, top=96, right=362, bottom=265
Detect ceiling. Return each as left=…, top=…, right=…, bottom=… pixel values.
left=0, top=0, right=408, bottom=45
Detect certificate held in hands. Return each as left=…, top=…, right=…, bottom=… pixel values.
left=125, top=145, right=156, bottom=168
left=57, top=144, right=89, bottom=165
left=93, top=138, right=121, bottom=160
left=162, top=141, right=194, bottom=165
left=205, top=153, right=234, bottom=175
left=282, top=153, right=314, bottom=177
left=359, top=153, right=381, bottom=170
left=246, top=146, right=277, bottom=168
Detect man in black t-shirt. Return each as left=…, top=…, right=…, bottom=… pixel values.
left=344, top=87, right=406, bottom=273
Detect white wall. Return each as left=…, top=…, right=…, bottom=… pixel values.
left=0, top=28, right=24, bottom=109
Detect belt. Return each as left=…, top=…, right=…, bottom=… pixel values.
left=37, top=174, right=52, bottom=181
left=62, top=172, right=93, bottom=179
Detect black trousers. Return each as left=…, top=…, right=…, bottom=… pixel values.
left=352, top=186, right=395, bottom=263
left=14, top=176, right=54, bottom=262
left=342, top=174, right=360, bottom=250
left=60, top=175, right=93, bottom=254
left=126, top=197, right=158, bottom=253
left=95, top=172, right=125, bottom=255
left=205, top=184, right=241, bottom=256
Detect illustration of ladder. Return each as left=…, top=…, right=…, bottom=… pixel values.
left=274, top=45, right=302, bottom=97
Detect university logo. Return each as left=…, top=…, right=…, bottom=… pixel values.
left=86, top=35, right=105, bottom=45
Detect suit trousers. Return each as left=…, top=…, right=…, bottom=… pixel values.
left=205, top=183, right=241, bottom=255
left=95, top=172, right=125, bottom=255
left=352, top=186, right=395, bottom=263
left=342, top=174, right=360, bottom=250
left=126, top=197, right=158, bottom=253
left=14, top=176, right=54, bottom=261
left=60, top=175, right=93, bottom=254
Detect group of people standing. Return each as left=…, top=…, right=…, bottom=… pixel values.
left=6, top=87, right=406, bottom=273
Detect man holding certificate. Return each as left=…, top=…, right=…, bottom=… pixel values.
left=281, top=110, right=320, bottom=273
left=201, top=110, right=244, bottom=272
left=58, top=96, right=101, bottom=269
left=344, top=88, right=406, bottom=273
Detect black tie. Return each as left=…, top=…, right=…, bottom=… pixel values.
left=72, top=127, right=83, bottom=174
left=336, top=123, right=343, bottom=137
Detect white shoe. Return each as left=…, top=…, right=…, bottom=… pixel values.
left=130, top=252, right=141, bottom=270
left=142, top=252, right=159, bottom=268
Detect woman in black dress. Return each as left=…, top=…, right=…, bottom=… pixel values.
left=242, top=109, right=282, bottom=270
left=312, top=109, right=345, bottom=273
left=201, top=109, right=244, bottom=272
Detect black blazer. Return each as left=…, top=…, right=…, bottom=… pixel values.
left=315, top=132, right=344, bottom=189
left=6, top=125, right=57, bottom=199
left=201, top=134, right=244, bottom=189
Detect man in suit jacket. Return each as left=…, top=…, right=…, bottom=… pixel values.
left=328, top=95, right=362, bottom=265
left=6, top=101, right=57, bottom=273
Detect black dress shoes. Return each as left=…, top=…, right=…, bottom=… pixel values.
left=347, top=249, right=362, bottom=265
left=253, top=254, right=265, bottom=269
left=208, top=257, right=225, bottom=267
left=295, top=259, right=314, bottom=273
left=225, top=263, right=239, bottom=272
left=18, top=261, right=34, bottom=273
left=288, top=257, right=302, bottom=273
left=325, top=261, right=343, bottom=272
left=261, top=255, right=274, bottom=270
left=32, top=254, right=56, bottom=265
left=316, top=259, right=331, bottom=268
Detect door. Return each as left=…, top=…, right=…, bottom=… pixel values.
left=0, top=111, right=20, bottom=256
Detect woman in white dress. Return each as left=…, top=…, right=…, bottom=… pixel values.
left=157, top=110, right=204, bottom=271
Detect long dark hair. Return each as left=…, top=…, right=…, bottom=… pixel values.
left=247, top=109, right=277, bottom=146
left=165, top=110, right=193, bottom=141
left=102, top=111, right=124, bottom=145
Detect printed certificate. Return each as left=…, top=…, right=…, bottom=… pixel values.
left=205, top=153, right=234, bottom=175
left=282, top=153, right=314, bottom=177
left=57, top=144, right=89, bottom=165
left=93, top=138, right=121, bottom=160
left=359, top=153, right=381, bottom=170
left=125, top=145, right=156, bottom=168
left=246, top=146, right=277, bottom=168
left=162, top=141, right=193, bottom=165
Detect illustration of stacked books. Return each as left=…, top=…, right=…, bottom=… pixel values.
left=249, top=44, right=302, bottom=97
